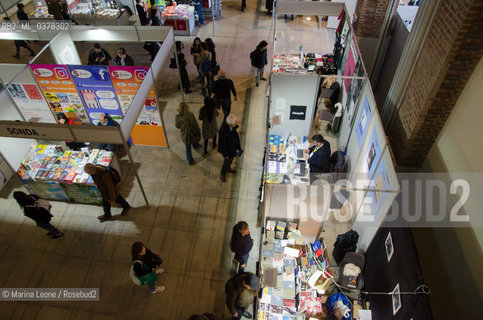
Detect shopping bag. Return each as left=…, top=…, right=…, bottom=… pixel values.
left=129, top=265, right=142, bottom=286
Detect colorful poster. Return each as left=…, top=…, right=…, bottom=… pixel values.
left=30, top=64, right=90, bottom=124
left=7, top=83, right=56, bottom=123
left=109, top=66, right=162, bottom=126
left=68, top=65, right=123, bottom=124
left=343, top=46, right=356, bottom=95
left=356, top=96, right=372, bottom=148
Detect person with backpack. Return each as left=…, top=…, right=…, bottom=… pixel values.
left=230, top=221, right=253, bottom=273
left=13, top=191, right=64, bottom=239
left=131, top=242, right=165, bottom=294
left=87, top=43, right=112, bottom=65
left=196, top=42, right=213, bottom=97
left=250, top=40, right=268, bottom=87
left=84, top=163, right=131, bottom=221
left=225, top=272, right=258, bottom=319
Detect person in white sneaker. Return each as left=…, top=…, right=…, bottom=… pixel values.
left=131, top=242, right=165, bottom=294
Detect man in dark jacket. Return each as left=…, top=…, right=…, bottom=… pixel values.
left=250, top=40, right=268, bottom=87
left=88, top=43, right=112, bottom=65
left=136, top=0, right=148, bottom=25
left=16, top=3, right=29, bottom=21
left=218, top=114, right=241, bottom=183
left=97, top=113, right=117, bottom=152
left=305, top=134, right=331, bottom=177
left=212, top=69, right=237, bottom=119
left=230, top=221, right=254, bottom=273
left=113, top=48, right=134, bottom=66
left=84, top=163, right=131, bottom=221
left=13, top=191, right=63, bottom=239
left=225, top=272, right=258, bottom=319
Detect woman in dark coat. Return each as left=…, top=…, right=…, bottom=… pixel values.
left=131, top=242, right=164, bottom=294
left=13, top=191, right=63, bottom=239
left=205, top=38, right=218, bottom=81
left=175, top=102, right=201, bottom=165
left=176, top=41, right=192, bottom=94
left=199, top=97, right=219, bottom=154
left=218, top=114, right=241, bottom=182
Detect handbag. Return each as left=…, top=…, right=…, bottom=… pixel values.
left=129, top=260, right=159, bottom=286
left=169, top=57, right=177, bottom=69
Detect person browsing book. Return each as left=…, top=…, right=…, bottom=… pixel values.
left=305, top=134, right=331, bottom=174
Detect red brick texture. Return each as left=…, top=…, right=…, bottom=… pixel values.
left=389, top=0, right=483, bottom=168
left=354, top=0, right=399, bottom=38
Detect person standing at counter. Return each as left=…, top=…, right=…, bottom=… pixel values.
left=250, top=40, right=268, bottom=87
left=218, top=114, right=241, bottom=183
left=136, top=0, right=149, bottom=25
left=113, top=48, right=134, bottom=66
left=230, top=221, right=254, bottom=273
left=305, top=134, right=331, bottom=175
left=88, top=43, right=112, bottom=65
left=84, top=163, right=131, bottom=221
left=47, top=0, right=63, bottom=20
left=16, top=3, right=29, bottom=21
left=225, top=272, right=259, bottom=320
left=13, top=191, right=64, bottom=239
left=193, top=0, right=204, bottom=26
left=97, top=113, right=117, bottom=152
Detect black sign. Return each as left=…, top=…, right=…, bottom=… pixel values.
left=289, top=105, right=307, bottom=120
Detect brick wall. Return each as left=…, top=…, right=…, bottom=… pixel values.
left=389, top=0, right=483, bottom=167
left=354, top=0, right=399, bottom=37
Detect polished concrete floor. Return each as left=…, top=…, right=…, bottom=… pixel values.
left=0, top=1, right=348, bottom=319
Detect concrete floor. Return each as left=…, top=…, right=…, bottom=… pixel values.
left=0, top=1, right=348, bottom=319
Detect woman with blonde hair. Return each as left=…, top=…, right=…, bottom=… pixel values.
left=175, top=102, right=201, bottom=165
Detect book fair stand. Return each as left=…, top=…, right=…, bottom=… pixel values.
left=257, top=2, right=401, bottom=319
left=0, top=26, right=178, bottom=208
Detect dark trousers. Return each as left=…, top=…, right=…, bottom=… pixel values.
left=102, top=195, right=130, bottom=217
left=204, top=136, right=216, bottom=153
left=37, top=222, right=61, bottom=235
left=15, top=41, right=34, bottom=55
left=233, top=306, right=245, bottom=320
left=217, top=98, right=232, bottom=119
left=179, top=67, right=190, bottom=92
left=221, top=157, right=234, bottom=178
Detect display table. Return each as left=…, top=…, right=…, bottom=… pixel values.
left=72, top=8, right=130, bottom=26
left=258, top=219, right=334, bottom=319
left=17, top=144, right=119, bottom=204
left=273, top=53, right=337, bottom=75
left=265, top=135, right=310, bottom=185
left=161, top=5, right=195, bottom=36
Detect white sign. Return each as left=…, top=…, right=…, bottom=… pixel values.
left=7, top=83, right=56, bottom=123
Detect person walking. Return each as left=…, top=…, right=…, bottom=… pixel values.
left=16, top=3, right=29, bottom=21
left=131, top=242, right=165, bottom=294
left=190, top=37, right=202, bottom=79
left=13, top=191, right=64, bottom=239
left=175, top=102, right=201, bottom=165
left=83, top=163, right=131, bottom=221
left=230, top=221, right=254, bottom=273
left=205, top=38, right=217, bottom=81
left=199, top=97, right=219, bottom=155
left=218, top=114, right=241, bottom=183
left=87, top=43, right=112, bottom=65
left=212, top=69, right=237, bottom=119
left=136, top=0, right=149, bottom=25
left=97, top=113, right=117, bottom=152
left=176, top=41, right=192, bottom=94
left=250, top=40, right=268, bottom=87
left=225, top=272, right=259, bottom=320
left=195, top=42, right=212, bottom=97
left=113, top=48, right=134, bottom=66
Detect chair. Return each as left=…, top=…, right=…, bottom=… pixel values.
left=337, top=252, right=365, bottom=290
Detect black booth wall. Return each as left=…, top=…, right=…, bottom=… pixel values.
left=363, top=227, right=433, bottom=319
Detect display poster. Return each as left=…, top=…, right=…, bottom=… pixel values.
left=343, top=46, right=356, bottom=95
left=109, top=66, right=166, bottom=147
left=68, top=65, right=124, bottom=124
left=0, top=153, right=13, bottom=191
left=7, top=83, right=56, bottom=123
left=289, top=105, right=307, bottom=120
left=365, top=130, right=382, bottom=177
left=366, top=155, right=391, bottom=220
left=356, top=96, right=372, bottom=148
left=30, top=64, right=90, bottom=124
left=109, top=66, right=162, bottom=126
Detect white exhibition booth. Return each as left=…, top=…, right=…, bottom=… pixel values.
left=263, top=0, right=400, bottom=253
left=0, top=26, right=178, bottom=207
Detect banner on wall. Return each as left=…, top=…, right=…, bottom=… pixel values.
left=7, top=83, right=56, bottom=123
left=366, top=155, right=391, bottom=219
left=30, top=64, right=90, bottom=124
left=365, top=130, right=383, bottom=178
left=68, top=65, right=124, bottom=124
left=109, top=66, right=166, bottom=146
left=356, top=96, right=372, bottom=148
